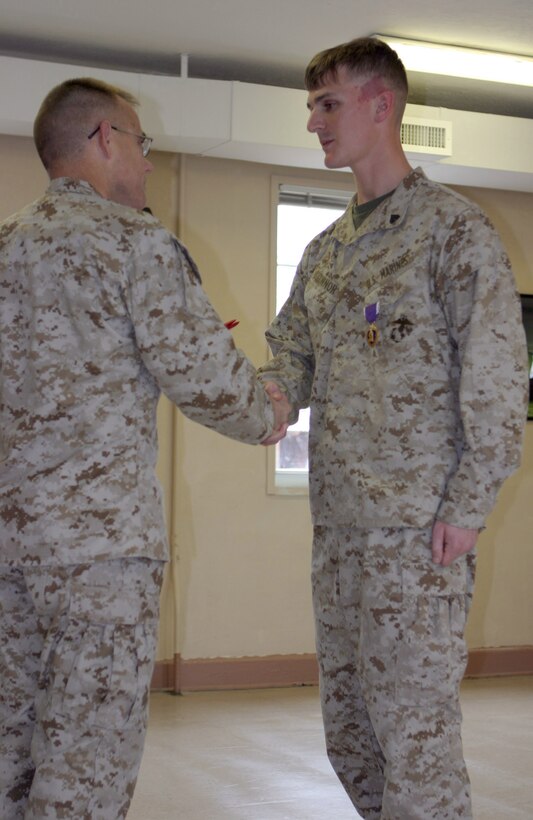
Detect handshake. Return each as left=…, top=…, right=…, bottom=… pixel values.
left=261, top=381, right=293, bottom=446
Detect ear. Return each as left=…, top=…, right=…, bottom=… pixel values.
left=94, top=120, right=113, bottom=159
left=374, top=90, right=394, bottom=123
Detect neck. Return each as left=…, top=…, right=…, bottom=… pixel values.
left=351, top=144, right=412, bottom=205
left=48, top=161, right=108, bottom=200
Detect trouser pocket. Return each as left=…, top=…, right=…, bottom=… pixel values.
left=395, top=593, right=469, bottom=706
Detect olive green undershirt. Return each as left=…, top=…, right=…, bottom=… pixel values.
left=352, top=189, right=394, bottom=231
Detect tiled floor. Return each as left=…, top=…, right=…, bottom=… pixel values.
left=128, top=676, right=533, bottom=819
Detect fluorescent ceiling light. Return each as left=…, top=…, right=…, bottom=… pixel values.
left=377, top=36, right=533, bottom=87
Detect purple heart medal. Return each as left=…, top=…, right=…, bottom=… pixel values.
left=364, top=301, right=380, bottom=348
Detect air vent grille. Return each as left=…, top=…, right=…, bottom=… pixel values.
left=401, top=118, right=452, bottom=157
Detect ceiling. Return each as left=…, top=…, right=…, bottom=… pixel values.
left=1, top=0, right=532, bottom=119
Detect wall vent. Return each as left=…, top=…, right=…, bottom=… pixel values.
left=401, top=117, right=452, bottom=157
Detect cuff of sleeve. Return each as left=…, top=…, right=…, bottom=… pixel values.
left=435, top=497, right=488, bottom=531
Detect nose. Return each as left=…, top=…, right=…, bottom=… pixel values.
left=307, top=108, right=323, bottom=133
left=144, top=158, right=154, bottom=173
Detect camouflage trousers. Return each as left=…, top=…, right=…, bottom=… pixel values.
left=0, top=558, right=164, bottom=820
left=312, top=525, right=476, bottom=820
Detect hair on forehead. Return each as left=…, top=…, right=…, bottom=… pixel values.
left=305, top=36, right=408, bottom=97
left=33, top=77, right=140, bottom=170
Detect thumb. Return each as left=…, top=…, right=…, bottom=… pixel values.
left=263, top=380, right=283, bottom=401
left=431, top=520, right=444, bottom=565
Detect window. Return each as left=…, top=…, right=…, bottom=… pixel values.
left=268, top=181, right=353, bottom=493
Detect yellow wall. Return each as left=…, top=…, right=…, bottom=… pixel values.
left=450, top=186, right=533, bottom=648
left=1, top=136, right=531, bottom=662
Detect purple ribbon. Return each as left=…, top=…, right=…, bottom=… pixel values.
left=364, top=302, right=379, bottom=324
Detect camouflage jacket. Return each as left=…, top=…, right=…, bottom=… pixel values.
left=260, top=168, right=528, bottom=529
left=0, top=178, right=275, bottom=565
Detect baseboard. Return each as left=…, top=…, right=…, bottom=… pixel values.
left=464, top=645, right=533, bottom=678
left=151, top=646, right=533, bottom=693
left=150, top=658, right=175, bottom=691
left=151, top=653, right=319, bottom=693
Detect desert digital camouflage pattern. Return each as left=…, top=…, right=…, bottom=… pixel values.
left=0, top=558, right=163, bottom=819
left=0, top=176, right=277, bottom=818
left=260, top=168, right=528, bottom=530
left=259, top=167, right=528, bottom=818
left=0, top=178, right=275, bottom=567
left=312, top=525, right=475, bottom=819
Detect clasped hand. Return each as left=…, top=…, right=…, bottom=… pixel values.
left=261, top=381, right=292, bottom=445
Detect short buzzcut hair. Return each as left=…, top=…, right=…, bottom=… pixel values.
left=33, top=77, right=139, bottom=170
left=305, top=37, right=408, bottom=115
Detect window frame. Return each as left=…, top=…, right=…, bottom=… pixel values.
left=266, top=174, right=354, bottom=496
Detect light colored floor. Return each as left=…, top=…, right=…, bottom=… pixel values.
left=128, top=676, right=533, bottom=820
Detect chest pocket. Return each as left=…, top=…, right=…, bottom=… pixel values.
left=365, top=270, right=446, bottom=379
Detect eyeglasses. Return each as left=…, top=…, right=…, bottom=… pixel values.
left=87, top=123, right=153, bottom=157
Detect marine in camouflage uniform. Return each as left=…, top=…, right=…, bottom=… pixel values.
left=259, top=102, right=528, bottom=820
left=0, top=81, right=289, bottom=819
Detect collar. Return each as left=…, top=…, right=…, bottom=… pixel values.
left=332, top=167, right=428, bottom=244
left=47, top=177, right=104, bottom=199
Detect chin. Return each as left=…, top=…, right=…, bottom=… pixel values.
left=324, top=155, right=342, bottom=169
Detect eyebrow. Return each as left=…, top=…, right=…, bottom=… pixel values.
left=306, top=90, right=339, bottom=110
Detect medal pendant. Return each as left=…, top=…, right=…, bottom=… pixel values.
left=364, top=301, right=380, bottom=348
left=367, top=323, right=379, bottom=347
